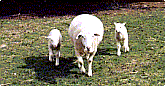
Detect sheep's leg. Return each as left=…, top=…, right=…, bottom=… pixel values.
left=75, top=49, right=86, bottom=73
left=124, top=39, right=129, bottom=52
left=86, top=54, right=90, bottom=60
left=117, top=40, right=121, bottom=56
left=87, top=52, right=96, bottom=77
left=87, top=37, right=98, bottom=77
left=55, top=50, right=60, bottom=66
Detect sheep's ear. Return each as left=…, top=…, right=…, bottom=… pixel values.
left=114, top=22, right=117, bottom=25
left=76, top=32, right=83, bottom=39
left=94, top=33, right=100, bottom=36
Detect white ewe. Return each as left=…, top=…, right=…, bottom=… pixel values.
left=47, top=29, right=62, bottom=66
left=68, top=14, right=104, bottom=77
left=114, top=22, right=129, bottom=56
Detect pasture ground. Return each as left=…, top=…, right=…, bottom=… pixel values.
left=0, top=2, right=164, bottom=85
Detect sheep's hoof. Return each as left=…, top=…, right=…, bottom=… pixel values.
left=80, top=71, right=86, bottom=75
left=125, top=50, right=129, bottom=53
left=117, top=52, right=121, bottom=56
left=127, top=47, right=130, bottom=52
left=125, top=47, right=129, bottom=52
left=55, top=58, right=59, bottom=66
left=49, top=58, right=53, bottom=62
left=80, top=69, right=86, bottom=74
left=80, top=66, right=86, bottom=74
left=88, top=72, right=92, bottom=77
left=55, top=63, right=59, bottom=66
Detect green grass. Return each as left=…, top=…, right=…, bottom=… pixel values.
left=0, top=8, right=164, bottom=85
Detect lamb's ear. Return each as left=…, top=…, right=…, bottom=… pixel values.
left=76, top=32, right=83, bottom=39
left=123, top=22, right=126, bottom=25
left=114, top=22, right=117, bottom=25
left=94, top=33, right=100, bottom=36
left=46, top=36, right=51, bottom=39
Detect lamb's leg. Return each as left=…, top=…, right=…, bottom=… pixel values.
left=49, top=49, right=53, bottom=61
left=117, top=40, right=121, bottom=56
left=48, top=41, right=53, bottom=62
left=124, top=38, right=129, bottom=52
left=55, top=50, right=60, bottom=66
left=87, top=51, right=96, bottom=77
left=75, top=49, right=86, bottom=73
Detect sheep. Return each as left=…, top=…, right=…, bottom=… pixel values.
left=47, top=29, right=62, bottom=66
left=114, top=22, right=129, bottom=56
left=68, top=14, right=104, bottom=77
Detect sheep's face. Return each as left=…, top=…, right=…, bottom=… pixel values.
left=114, top=22, right=126, bottom=33
left=76, top=32, right=100, bottom=53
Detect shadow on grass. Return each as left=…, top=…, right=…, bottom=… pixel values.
left=19, top=56, right=78, bottom=84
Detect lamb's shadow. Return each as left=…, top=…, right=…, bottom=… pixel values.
left=96, top=47, right=117, bottom=56
left=19, top=56, right=78, bottom=84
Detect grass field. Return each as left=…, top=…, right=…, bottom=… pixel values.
left=0, top=7, right=165, bottom=85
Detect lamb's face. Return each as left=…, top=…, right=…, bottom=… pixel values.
left=114, top=22, right=126, bottom=33
left=52, top=39, right=59, bottom=47
left=48, top=36, right=60, bottom=47
left=76, top=32, right=100, bottom=53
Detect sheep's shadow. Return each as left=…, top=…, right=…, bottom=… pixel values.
left=96, top=47, right=117, bottom=56
left=19, top=56, right=78, bottom=84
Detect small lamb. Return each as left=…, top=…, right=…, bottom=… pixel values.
left=68, top=14, right=104, bottom=77
left=47, top=29, right=62, bottom=66
left=114, top=22, right=129, bottom=56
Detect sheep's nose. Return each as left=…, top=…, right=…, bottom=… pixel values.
left=117, top=32, right=121, bottom=35
left=87, top=47, right=90, bottom=51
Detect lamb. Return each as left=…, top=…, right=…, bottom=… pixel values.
left=68, top=14, right=104, bottom=77
left=47, top=29, right=62, bottom=66
left=114, top=22, right=129, bottom=56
